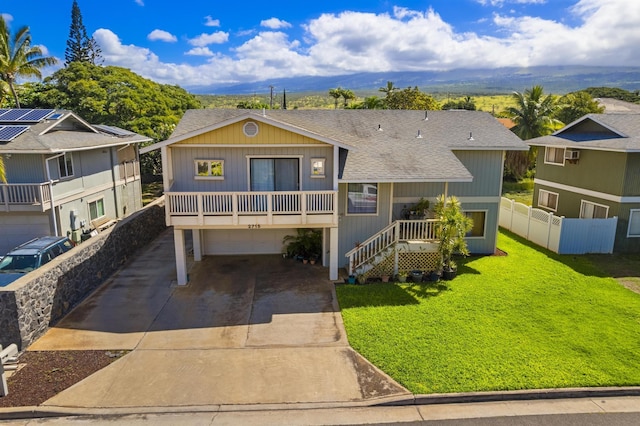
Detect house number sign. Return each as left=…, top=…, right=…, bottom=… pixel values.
left=248, top=224, right=261, bottom=229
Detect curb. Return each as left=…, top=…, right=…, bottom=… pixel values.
left=2, top=387, right=640, bottom=420
left=381, top=386, right=640, bottom=406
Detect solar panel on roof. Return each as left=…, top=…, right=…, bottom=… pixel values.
left=18, top=109, right=55, bottom=122
left=94, top=124, right=135, bottom=136
left=0, top=109, right=31, bottom=121
left=0, top=125, right=29, bottom=142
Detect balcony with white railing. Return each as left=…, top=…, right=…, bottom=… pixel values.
left=165, top=190, right=339, bottom=228
left=0, top=183, right=52, bottom=212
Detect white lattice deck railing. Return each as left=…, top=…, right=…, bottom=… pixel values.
left=345, top=219, right=439, bottom=274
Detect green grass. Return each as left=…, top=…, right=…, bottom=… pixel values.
left=336, top=230, right=640, bottom=394
left=142, top=181, right=163, bottom=205
left=502, top=179, right=534, bottom=206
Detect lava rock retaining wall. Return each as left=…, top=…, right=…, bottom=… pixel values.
left=0, top=197, right=166, bottom=350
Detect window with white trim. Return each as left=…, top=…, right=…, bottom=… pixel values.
left=538, top=189, right=558, bottom=211
left=310, top=158, right=325, bottom=178
left=580, top=200, right=609, bottom=219
left=195, top=159, right=224, bottom=179
left=347, top=183, right=378, bottom=215
left=89, top=198, right=105, bottom=221
left=57, top=152, right=74, bottom=178
left=464, top=211, right=486, bottom=238
left=627, top=210, right=640, bottom=237
left=544, top=147, right=565, bottom=165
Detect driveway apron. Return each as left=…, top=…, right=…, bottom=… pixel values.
left=30, top=229, right=409, bottom=409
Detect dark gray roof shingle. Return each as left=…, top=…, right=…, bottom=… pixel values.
left=166, top=109, right=527, bottom=182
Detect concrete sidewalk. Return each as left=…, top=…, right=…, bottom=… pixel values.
left=26, top=229, right=409, bottom=410
left=2, top=395, right=640, bottom=424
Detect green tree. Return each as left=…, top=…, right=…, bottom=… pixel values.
left=0, top=16, right=57, bottom=108
left=351, top=95, right=384, bottom=109
left=504, top=85, right=559, bottom=180
left=583, top=87, right=640, bottom=104
left=555, top=91, right=605, bottom=124
left=433, top=194, right=473, bottom=274
left=23, top=62, right=201, bottom=176
left=378, top=81, right=396, bottom=98
left=65, top=0, right=101, bottom=65
left=341, top=88, right=355, bottom=108
left=442, top=95, right=476, bottom=111
left=385, top=86, right=440, bottom=110
left=328, top=87, right=343, bottom=109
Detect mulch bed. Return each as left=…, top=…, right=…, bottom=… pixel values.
left=0, top=350, right=127, bottom=408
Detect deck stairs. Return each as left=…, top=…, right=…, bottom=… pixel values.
left=345, top=219, right=441, bottom=279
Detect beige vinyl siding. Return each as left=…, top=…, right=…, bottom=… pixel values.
left=176, top=119, right=321, bottom=145
left=623, top=153, right=640, bottom=197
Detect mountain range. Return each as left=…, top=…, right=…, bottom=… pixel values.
left=189, top=66, right=640, bottom=95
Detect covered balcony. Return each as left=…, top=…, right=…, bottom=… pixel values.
left=165, top=190, right=339, bottom=228
left=0, top=183, right=52, bottom=212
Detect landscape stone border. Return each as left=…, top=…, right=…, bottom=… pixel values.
left=0, top=197, right=167, bottom=350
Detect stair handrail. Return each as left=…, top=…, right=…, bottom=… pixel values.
left=345, top=222, right=399, bottom=275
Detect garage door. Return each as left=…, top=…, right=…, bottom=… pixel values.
left=0, top=214, right=51, bottom=255
left=204, top=228, right=295, bottom=255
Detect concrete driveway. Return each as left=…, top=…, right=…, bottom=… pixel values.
left=29, top=229, right=409, bottom=409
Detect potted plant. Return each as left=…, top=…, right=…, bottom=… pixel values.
left=380, top=271, right=391, bottom=282
left=433, top=194, right=473, bottom=280
left=410, top=197, right=431, bottom=220
left=397, top=272, right=408, bottom=283
left=282, top=229, right=322, bottom=263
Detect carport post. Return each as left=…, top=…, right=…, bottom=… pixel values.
left=192, top=229, right=202, bottom=261
left=329, top=227, right=338, bottom=281
left=174, top=229, right=188, bottom=285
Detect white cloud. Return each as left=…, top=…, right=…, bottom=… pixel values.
left=476, top=0, right=546, bottom=6
left=93, top=0, right=640, bottom=88
left=204, top=16, right=220, bottom=27
left=186, top=47, right=214, bottom=56
left=188, top=31, right=229, bottom=47
left=1, top=13, right=13, bottom=23
left=134, top=0, right=144, bottom=6
left=147, top=29, right=177, bottom=42
left=260, top=18, right=292, bottom=29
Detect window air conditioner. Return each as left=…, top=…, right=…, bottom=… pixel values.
left=564, top=149, right=580, bottom=160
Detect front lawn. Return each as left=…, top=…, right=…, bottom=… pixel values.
left=336, top=230, right=640, bottom=394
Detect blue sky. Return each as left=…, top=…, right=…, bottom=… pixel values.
left=1, top=0, right=638, bottom=90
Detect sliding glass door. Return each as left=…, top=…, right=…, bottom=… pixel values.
left=250, top=158, right=299, bottom=191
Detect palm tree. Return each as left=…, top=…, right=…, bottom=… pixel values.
left=341, top=89, right=355, bottom=108
left=0, top=16, right=58, bottom=108
left=328, top=87, right=342, bottom=109
left=504, top=85, right=560, bottom=179
left=506, top=85, right=559, bottom=140
left=378, top=81, right=396, bottom=97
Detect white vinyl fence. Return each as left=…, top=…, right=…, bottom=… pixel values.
left=499, top=197, right=617, bottom=254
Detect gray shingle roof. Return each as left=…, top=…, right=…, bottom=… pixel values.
left=0, top=110, right=151, bottom=154
left=164, top=109, right=527, bottom=182
left=529, top=113, right=640, bottom=151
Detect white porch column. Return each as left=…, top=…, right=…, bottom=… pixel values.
left=329, top=227, right=339, bottom=281
left=192, top=229, right=203, bottom=262
left=322, top=228, right=328, bottom=267
left=174, top=228, right=188, bottom=286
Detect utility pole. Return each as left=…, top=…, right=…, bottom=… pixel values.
left=269, top=85, right=274, bottom=109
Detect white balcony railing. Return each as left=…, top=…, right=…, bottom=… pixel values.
left=0, top=183, right=52, bottom=211
left=166, top=190, right=338, bottom=227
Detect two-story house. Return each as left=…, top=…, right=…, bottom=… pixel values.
left=529, top=113, right=640, bottom=253
left=143, top=109, right=527, bottom=284
left=0, top=108, right=151, bottom=254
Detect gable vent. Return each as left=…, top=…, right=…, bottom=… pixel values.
left=243, top=121, right=259, bottom=137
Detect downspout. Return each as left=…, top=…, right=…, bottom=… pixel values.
left=110, top=147, right=120, bottom=218
left=44, top=156, right=59, bottom=236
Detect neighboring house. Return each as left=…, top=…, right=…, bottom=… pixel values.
left=0, top=108, right=151, bottom=254
left=528, top=113, right=640, bottom=253
left=142, top=109, right=527, bottom=284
